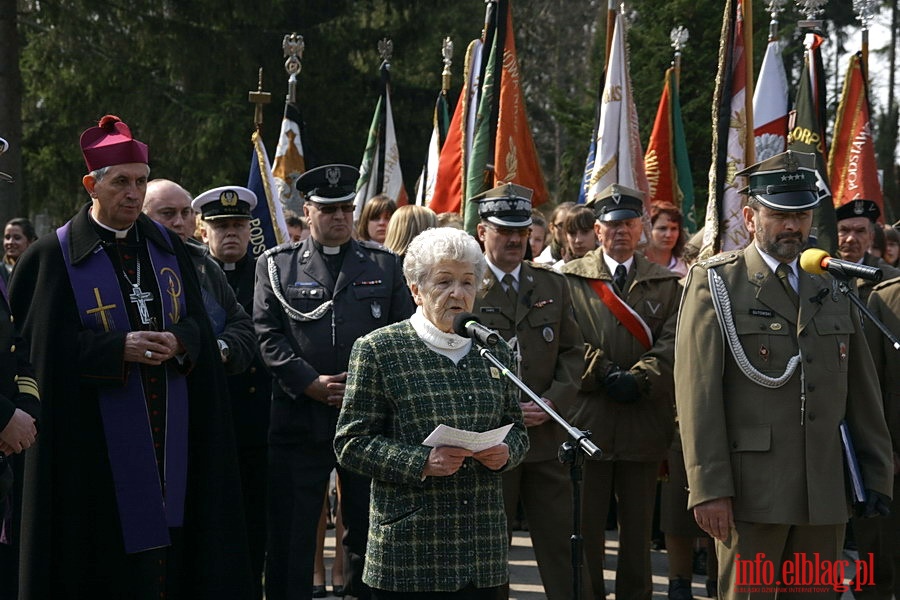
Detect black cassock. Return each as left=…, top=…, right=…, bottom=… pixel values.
left=10, top=205, right=252, bottom=600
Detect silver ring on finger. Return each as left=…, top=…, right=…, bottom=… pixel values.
left=144, top=350, right=153, bottom=359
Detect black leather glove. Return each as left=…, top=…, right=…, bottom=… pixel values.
left=855, top=490, right=892, bottom=518
left=604, top=369, right=641, bottom=403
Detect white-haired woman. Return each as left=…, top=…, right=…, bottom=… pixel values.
left=335, top=227, right=529, bottom=599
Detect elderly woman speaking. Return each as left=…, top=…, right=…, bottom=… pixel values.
left=335, top=227, right=529, bottom=600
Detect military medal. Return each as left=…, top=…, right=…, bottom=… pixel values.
left=542, top=326, right=554, bottom=342
left=371, top=301, right=382, bottom=319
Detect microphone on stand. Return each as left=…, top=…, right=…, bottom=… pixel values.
left=799, top=248, right=883, bottom=283
left=452, top=312, right=501, bottom=347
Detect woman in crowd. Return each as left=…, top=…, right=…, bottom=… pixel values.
left=383, top=205, right=438, bottom=259
left=643, top=202, right=688, bottom=277
left=553, top=205, right=597, bottom=271
left=883, top=226, right=899, bottom=268
left=2, top=218, right=37, bottom=278
left=335, top=227, right=529, bottom=599
left=528, top=211, right=548, bottom=261
left=356, top=195, right=397, bottom=245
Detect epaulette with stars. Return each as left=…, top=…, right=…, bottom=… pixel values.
left=695, top=251, right=740, bottom=269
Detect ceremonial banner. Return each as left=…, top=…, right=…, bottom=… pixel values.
left=428, top=38, right=483, bottom=215
left=789, top=33, right=836, bottom=253
left=415, top=90, right=450, bottom=205
left=247, top=131, right=288, bottom=258
left=585, top=10, right=649, bottom=209
left=702, top=0, right=754, bottom=256
left=645, top=67, right=696, bottom=231
left=753, top=38, right=789, bottom=161
left=828, top=52, right=883, bottom=221
left=431, top=0, right=547, bottom=233
left=271, top=98, right=307, bottom=213
left=355, top=58, right=408, bottom=221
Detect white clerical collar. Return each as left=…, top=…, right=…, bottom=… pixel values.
left=91, top=214, right=133, bottom=239
left=222, top=262, right=237, bottom=271
left=322, top=245, right=341, bottom=255
left=602, top=252, right=635, bottom=275
left=485, top=259, right=521, bottom=286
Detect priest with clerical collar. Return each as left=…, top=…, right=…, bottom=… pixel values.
left=9, top=114, right=252, bottom=599
left=254, top=163, right=414, bottom=600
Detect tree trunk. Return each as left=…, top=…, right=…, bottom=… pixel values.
left=0, top=0, right=22, bottom=223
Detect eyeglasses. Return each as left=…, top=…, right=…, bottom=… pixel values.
left=487, top=224, right=531, bottom=238
left=310, top=203, right=355, bottom=215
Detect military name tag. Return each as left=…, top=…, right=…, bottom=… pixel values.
left=750, top=308, right=773, bottom=317
left=480, top=306, right=501, bottom=313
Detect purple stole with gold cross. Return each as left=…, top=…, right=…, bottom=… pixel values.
left=56, top=220, right=188, bottom=554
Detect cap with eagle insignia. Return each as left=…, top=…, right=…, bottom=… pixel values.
left=192, top=186, right=257, bottom=220
left=296, top=164, right=359, bottom=205
left=737, top=150, right=819, bottom=212
left=588, top=184, right=644, bottom=221
left=474, top=183, right=534, bottom=228
left=835, top=198, right=880, bottom=223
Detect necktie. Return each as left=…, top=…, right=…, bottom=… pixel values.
left=775, top=263, right=799, bottom=308
left=614, top=264, right=627, bottom=293
left=502, top=273, right=517, bottom=303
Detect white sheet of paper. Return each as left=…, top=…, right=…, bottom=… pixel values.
left=421, top=423, right=513, bottom=453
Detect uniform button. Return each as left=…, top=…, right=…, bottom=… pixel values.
left=9, top=345, right=14, bottom=352
left=807, top=384, right=815, bottom=391
left=462, top=499, right=468, bottom=505
left=250, top=367, right=257, bottom=374
left=806, top=356, right=813, bottom=363
left=249, top=387, right=256, bottom=393
left=8, top=315, right=12, bottom=323
left=732, top=441, right=739, bottom=449
left=808, top=413, right=816, bottom=421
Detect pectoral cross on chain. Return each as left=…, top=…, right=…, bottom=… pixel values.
left=129, top=284, right=154, bottom=325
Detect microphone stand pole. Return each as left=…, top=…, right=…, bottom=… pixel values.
left=475, top=345, right=601, bottom=600
left=833, top=279, right=900, bottom=351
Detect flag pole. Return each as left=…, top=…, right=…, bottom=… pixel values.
left=441, top=36, right=453, bottom=95
left=854, top=0, right=879, bottom=77
left=670, top=26, right=688, bottom=89
left=248, top=68, right=272, bottom=134
left=282, top=33, right=305, bottom=107
left=604, top=0, right=617, bottom=72
left=376, top=38, right=394, bottom=197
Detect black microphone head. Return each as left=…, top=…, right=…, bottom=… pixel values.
left=452, top=311, right=479, bottom=338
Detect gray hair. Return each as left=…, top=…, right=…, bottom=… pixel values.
left=403, top=227, right=486, bottom=288
left=89, top=166, right=111, bottom=182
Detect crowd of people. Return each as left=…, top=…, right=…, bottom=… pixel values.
left=0, top=115, right=899, bottom=600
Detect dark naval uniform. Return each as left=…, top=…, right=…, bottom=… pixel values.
left=0, top=280, right=40, bottom=600
left=216, top=250, right=271, bottom=599
left=254, top=235, right=414, bottom=600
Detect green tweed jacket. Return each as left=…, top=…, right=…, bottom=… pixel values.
left=335, top=320, right=529, bottom=592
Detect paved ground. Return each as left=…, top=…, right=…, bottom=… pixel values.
left=319, top=528, right=706, bottom=599
left=320, top=528, right=860, bottom=599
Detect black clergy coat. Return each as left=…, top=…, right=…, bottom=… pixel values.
left=9, top=205, right=252, bottom=599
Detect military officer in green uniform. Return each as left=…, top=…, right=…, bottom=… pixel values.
left=472, top=183, right=589, bottom=599
left=562, top=184, right=682, bottom=600
left=835, top=199, right=900, bottom=303
left=675, top=150, right=894, bottom=600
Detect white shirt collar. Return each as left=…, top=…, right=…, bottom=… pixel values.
left=485, top=258, right=521, bottom=286
left=602, top=252, right=635, bottom=275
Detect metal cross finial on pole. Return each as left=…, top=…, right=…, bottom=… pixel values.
left=854, top=0, right=880, bottom=72
left=797, top=0, right=828, bottom=30
left=283, top=33, right=305, bottom=105
left=441, top=37, right=454, bottom=94
left=670, top=26, right=689, bottom=84
left=766, top=0, right=788, bottom=41
left=248, top=68, right=272, bottom=132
